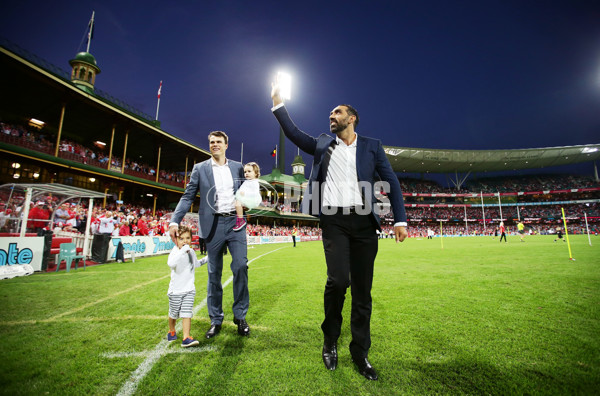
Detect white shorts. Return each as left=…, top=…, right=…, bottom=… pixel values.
left=168, top=290, right=196, bottom=319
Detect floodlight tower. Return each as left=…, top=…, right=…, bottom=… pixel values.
left=277, top=72, right=291, bottom=173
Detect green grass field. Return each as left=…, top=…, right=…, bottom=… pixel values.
left=0, top=234, right=599, bottom=395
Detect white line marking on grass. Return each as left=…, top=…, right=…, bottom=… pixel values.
left=116, top=246, right=287, bottom=396
left=103, top=345, right=217, bottom=359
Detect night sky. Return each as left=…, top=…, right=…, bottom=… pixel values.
left=1, top=1, right=599, bottom=179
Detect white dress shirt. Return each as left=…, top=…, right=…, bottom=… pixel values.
left=211, top=157, right=235, bottom=213
left=322, top=135, right=363, bottom=208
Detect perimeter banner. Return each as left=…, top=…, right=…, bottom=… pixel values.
left=0, top=237, right=44, bottom=276
left=107, top=236, right=176, bottom=260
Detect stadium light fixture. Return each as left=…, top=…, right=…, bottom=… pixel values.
left=28, top=118, right=45, bottom=129
left=277, top=71, right=292, bottom=101
left=582, top=147, right=598, bottom=153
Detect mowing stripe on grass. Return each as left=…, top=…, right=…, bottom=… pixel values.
left=48, top=275, right=170, bottom=321
left=116, top=246, right=288, bottom=396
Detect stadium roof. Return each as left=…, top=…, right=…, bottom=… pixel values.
left=384, top=144, right=600, bottom=174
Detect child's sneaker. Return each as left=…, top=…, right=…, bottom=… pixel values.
left=198, top=256, right=208, bottom=266
left=181, top=337, right=199, bottom=348
left=167, top=331, right=177, bottom=342
left=233, top=217, right=247, bottom=232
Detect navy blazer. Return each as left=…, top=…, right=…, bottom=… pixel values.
left=273, top=106, right=406, bottom=229
left=171, top=158, right=245, bottom=238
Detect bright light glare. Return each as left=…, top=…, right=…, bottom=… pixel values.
left=277, top=72, right=291, bottom=101
left=582, top=147, right=598, bottom=153
left=29, top=118, right=45, bottom=129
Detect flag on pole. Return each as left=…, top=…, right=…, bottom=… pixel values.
left=271, top=147, right=277, bottom=157
left=157, top=81, right=162, bottom=99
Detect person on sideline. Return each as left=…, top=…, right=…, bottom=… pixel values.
left=517, top=221, right=525, bottom=242
left=169, top=131, right=251, bottom=339
left=499, top=221, right=507, bottom=242
left=292, top=226, right=298, bottom=247
left=271, top=80, right=408, bottom=381
left=233, top=162, right=262, bottom=231
left=166, top=225, right=208, bottom=347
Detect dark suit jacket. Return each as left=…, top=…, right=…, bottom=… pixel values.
left=171, top=158, right=244, bottom=238
left=273, top=106, right=406, bottom=229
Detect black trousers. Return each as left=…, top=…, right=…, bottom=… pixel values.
left=320, top=211, right=378, bottom=359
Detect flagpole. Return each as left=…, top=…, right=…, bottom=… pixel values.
left=155, top=81, right=162, bottom=121
left=86, top=11, right=95, bottom=53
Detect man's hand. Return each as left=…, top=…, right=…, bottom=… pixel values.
left=168, top=225, right=179, bottom=244
left=394, top=226, right=408, bottom=243
left=271, top=80, right=283, bottom=107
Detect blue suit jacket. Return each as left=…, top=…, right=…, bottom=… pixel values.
left=273, top=106, right=406, bottom=229
left=171, top=158, right=245, bottom=238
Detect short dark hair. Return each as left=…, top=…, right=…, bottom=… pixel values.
left=208, top=130, right=228, bottom=145
left=340, top=104, right=359, bottom=129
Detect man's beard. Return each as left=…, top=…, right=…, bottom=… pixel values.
left=330, top=119, right=349, bottom=134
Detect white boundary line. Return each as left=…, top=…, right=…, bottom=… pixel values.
left=103, top=345, right=217, bottom=359
left=116, top=246, right=287, bottom=396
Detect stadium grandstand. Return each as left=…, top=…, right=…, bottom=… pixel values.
left=1, top=35, right=599, bottom=272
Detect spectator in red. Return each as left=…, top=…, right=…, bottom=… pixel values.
left=119, top=221, right=131, bottom=236
left=27, top=201, right=51, bottom=233
left=137, top=215, right=150, bottom=236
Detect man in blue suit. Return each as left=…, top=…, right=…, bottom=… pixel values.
left=271, top=82, right=408, bottom=380
left=169, top=131, right=250, bottom=339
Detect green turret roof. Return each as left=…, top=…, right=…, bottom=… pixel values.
left=291, top=154, right=305, bottom=166
left=69, top=52, right=101, bottom=72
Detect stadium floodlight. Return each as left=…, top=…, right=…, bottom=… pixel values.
left=277, top=71, right=292, bottom=101
left=28, top=118, right=45, bottom=129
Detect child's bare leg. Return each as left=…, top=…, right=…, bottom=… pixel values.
left=168, top=317, right=176, bottom=333
left=182, top=317, right=191, bottom=339
left=235, top=200, right=243, bottom=218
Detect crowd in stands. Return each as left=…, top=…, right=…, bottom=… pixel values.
left=246, top=224, right=321, bottom=237
left=397, top=203, right=600, bottom=221
left=0, top=193, right=321, bottom=238
left=398, top=175, right=598, bottom=195
left=1, top=121, right=185, bottom=185
left=465, top=174, right=598, bottom=192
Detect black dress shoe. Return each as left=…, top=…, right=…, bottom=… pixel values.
left=322, top=341, right=338, bottom=371
left=352, top=357, right=378, bottom=380
left=205, top=324, right=221, bottom=339
left=233, top=317, right=250, bottom=336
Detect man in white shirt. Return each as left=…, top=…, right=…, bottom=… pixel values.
left=169, top=131, right=250, bottom=339
left=271, top=81, right=408, bottom=381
